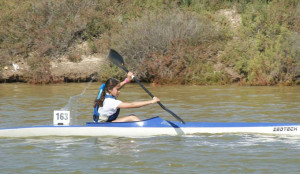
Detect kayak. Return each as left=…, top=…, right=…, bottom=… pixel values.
left=0, top=116, right=299, bottom=138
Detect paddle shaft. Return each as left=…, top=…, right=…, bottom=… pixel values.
left=108, top=49, right=185, bottom=124
left=124, top=68, right=185, bottom=124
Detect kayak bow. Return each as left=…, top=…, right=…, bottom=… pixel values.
left=0, top=117, right=299, bottom=138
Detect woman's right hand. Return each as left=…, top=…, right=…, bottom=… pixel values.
left=151, top=97, right=160, bottom=104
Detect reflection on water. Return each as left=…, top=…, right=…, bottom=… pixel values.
left=0, top=83, right=300, bottom=173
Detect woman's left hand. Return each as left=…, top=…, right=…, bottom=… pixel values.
left=127, top=72, right=134, bottom=81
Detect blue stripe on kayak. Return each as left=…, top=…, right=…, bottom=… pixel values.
left=85, top=116, right=300, bottom=128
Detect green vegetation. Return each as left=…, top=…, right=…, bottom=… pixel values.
left=0, top=0, right=299, bottom=85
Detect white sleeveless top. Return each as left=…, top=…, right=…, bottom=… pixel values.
left=98, top=97, right=122, bottom=117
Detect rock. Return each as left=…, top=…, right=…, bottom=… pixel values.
left=50, top=54, right=104, bottom=82
left=12, top=64, right=19, bottom=71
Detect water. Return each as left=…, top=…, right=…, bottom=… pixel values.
left=0, top=83, right=300, bottom=173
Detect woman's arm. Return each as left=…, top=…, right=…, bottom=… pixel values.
left=119, top=72, right=133, bottom=89
left=118, top=97, right=160, bottom=109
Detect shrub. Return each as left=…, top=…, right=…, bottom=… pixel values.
left=25, top=54, right=52, bottom=84
left=110, top=9, right=231, bottom=84
left=143, top=41, right=232, bottom=85
left=1, top=0, right=299, bottom=85
left=219, top=0, right=299, bottom=85
left=67, top=52, right=82, bottom=63
left=0, top=0, right=114, bottom=60
left=98, top=62, right=124, bottom=82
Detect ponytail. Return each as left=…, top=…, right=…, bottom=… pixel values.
left=93, top=78, right=120, bottom=108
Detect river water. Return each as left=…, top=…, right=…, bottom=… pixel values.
left=0, top=83, right=300, bottom=173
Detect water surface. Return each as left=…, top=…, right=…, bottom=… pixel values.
left=0, top=83, right=300, bottom=173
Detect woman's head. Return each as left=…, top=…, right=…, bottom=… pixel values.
left=94, top=78, right=120, bottom=108
left=104, top=78, right=120, bottom=97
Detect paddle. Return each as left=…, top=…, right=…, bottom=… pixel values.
left=108, top=49, right=185, bottom=124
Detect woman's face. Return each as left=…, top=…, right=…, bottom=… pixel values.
left=109, top=84, right=121, bottom=98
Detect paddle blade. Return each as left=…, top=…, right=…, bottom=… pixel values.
left=108, top=49, right=128, bottom=72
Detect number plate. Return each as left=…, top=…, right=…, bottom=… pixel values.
left=53, top=110, right=70, bottom=126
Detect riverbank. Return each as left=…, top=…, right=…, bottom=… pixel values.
left=1, top=1, right=299, bottom=85
left=0, top=53, right=104, bottom=83
left=1, top=50, right=299, bottom=85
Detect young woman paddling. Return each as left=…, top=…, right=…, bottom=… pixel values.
left=94, top=72, right=160, bottom=122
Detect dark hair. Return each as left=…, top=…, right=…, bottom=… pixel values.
left=94, top=78, right=120, bottom=108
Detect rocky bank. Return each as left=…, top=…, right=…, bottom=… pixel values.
left=0, top=54, right=104, bottom=83
left=1, top=41, right=105, bottom=83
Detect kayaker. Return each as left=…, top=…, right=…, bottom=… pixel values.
left=94, top=72, right=160, bottom=122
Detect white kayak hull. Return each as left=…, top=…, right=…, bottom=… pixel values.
left=0, top=117, right=299, bottom=138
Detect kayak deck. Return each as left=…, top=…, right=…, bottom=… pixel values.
left=0, top=117, right=299, bottom=138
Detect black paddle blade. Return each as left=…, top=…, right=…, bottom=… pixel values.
left=108, top=49, right=128, bottom=72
